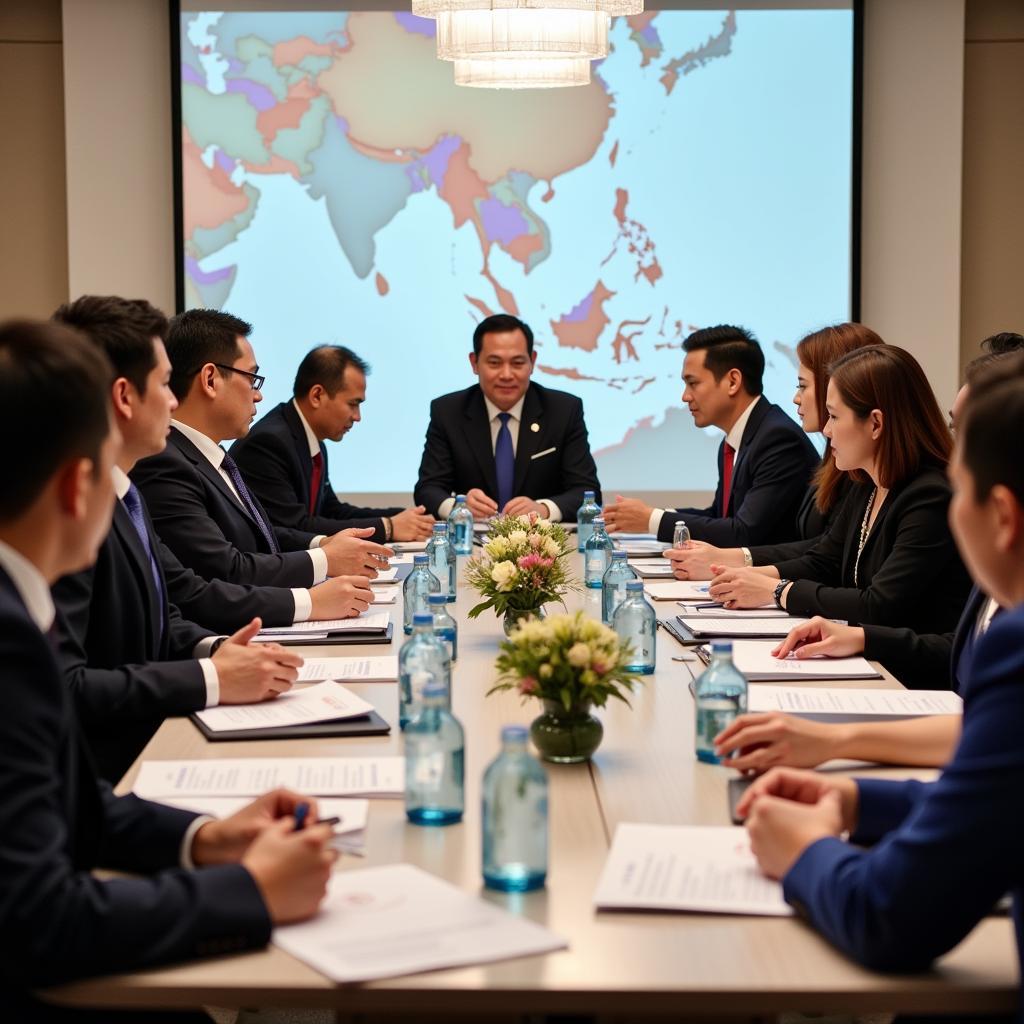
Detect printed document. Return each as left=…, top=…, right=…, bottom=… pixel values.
left=712, top=641, right=881, bottom=680
left=297, top=656, right=398, bottom=683
left=644, top=581, right=714, bottom=601
left=258, top=611, right=391, bottom=637
left=749, top=686, right=962, bottom=718
left=194, top=681, right=375, bottom=733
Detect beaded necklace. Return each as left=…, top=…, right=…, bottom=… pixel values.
left=853, top=487, right=878, bottom=587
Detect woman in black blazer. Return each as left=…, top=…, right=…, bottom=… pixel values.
left=709, top=346, right=972, bottom=633
left=669, top=323, right=884, bottom=578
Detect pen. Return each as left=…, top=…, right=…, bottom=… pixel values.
left=292, top=802, right=309, bottom=831
left=693, top=602, right=723, bottom=610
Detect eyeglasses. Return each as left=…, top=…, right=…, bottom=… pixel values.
left=213, top=363, right=265, bottom=391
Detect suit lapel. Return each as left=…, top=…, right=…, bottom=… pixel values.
left=465, top=388, right=499, bottom=499
left=111, top=503, right=162, bottom=651
left=512, top=386, right=544, bottom=496
left=171, top=428, right=262, bottom=531
left=282, top=402, right=316, bottom=501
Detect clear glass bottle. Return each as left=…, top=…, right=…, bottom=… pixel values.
left=584, top=516, right=614, bottom=589
left=428, top=592, right=458, bottom=663
left=612, top=580, right=656, bottom=674
left=694, top=640, right=749, bottom=764
left=398, top=613, right=451, bottom=729
left=482, top=725, right=548, bottom=892
left=673, top=519, right=691, bottom=550
left=601, top=549, right=637, bottom=625
left=447, top=494, right=474, bottom=555
left=425, top=521, right=457, bottom=602
left=576, top=489, right=601, bottom=553
left=404, top=680, right=465, bottom=826
left=402, top=553, right=440, bottom=634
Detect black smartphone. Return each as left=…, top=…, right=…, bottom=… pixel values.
left=727, top=775, right=753, bottom=825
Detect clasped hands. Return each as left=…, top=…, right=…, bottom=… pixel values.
left=464, top=488, right=549, bottom=520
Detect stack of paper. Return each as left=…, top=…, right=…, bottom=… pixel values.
left=297, top=656, right=398, bottom=683
left=594, top=823, right=791, bottom=916
left=629, top=559, right=675, bottom=578
left=700, top=640, right=881, bottom=680
left=617, top=539, right=669, bottom=558
left=194, top=681, right=376, bottom=733
left=373, top=567, right=400, bottom=584
left=370, top=588, right=396, bottom=605
left=676, top=615, right=810, bottom=639
left=645, top=581, right=714, bottom=601
left=133, top=756, right=405, bottom=799
left=749, top=686, right=962, bottom=719
left=256, top=611, right=391, bottom=642
left=274, top=864, right=567, bottom=982
left=390, top=541, right=428, bottom=554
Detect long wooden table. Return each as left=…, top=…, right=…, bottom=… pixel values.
left=45, top=557, right=1019, bottom=1018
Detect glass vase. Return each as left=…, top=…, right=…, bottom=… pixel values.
left=530, top=699, right=603, bottom=763
left=502, top=604, right=546, bottom=637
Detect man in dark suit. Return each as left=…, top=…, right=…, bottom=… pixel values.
left=230, top=345, right=434, bottom=543
left=0, top=318, right=334, bottom=1020
left=51, top=297, right=371, bottom=781
left=414, top=314, right=601, bottom=522
left=604, top=325, right=819, bottom=545
left=133, top=309, right=392, bottom=588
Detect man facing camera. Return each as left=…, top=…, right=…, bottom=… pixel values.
left=415, top=314, right=601, bottom=521
left=230, top=345, right=434, bottom=543
left=604, top=325, right=818, bottom=545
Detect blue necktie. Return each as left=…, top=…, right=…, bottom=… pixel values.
left=121, top=483, right=166, bottom=639
left=495, top=412, right=515, bottom=512
left=220, top=451, right=280, bottom=554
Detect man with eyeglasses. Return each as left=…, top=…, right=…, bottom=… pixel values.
left=133, top=309, right=393, bottom=589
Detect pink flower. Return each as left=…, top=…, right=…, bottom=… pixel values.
left=518, top=676, right=538, bottom=695
left=517, top=553, right=542, bottom=570
left=592, top=659, right=609, bottom=674
left=538, top=557, right=554, bottom=568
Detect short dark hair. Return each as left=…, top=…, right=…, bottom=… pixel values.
left=166, top=309, right=251, bottom=400
left=293, top=345, right=370, bottom=399
left=0, top=319, right=113, bottom=520
left=981, top=331, right=1024, bottom=355
left=683, top=325, right=764, bottom=396
left=472, top=314, right=534, bottom=357
left=53, top=295, right=168, bottom=394
left=960, top=351, right=1024, bottom=506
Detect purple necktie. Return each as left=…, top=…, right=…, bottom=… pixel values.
left=121, top=483, right=166, bottom=638
left=495, top=412, right=514, bottom=512
left=220, top=451, right=280, bottom=554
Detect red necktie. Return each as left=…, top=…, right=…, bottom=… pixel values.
left=309, top=451, right=323, bottom=515
left=721, top=442, right=735, bottom=515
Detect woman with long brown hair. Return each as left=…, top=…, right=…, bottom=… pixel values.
left=709, top=345, right=972, bottom=634
left=669, top=322, right=883, bottom=579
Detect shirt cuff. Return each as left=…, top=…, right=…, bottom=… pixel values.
left=539, top=499, right=562, bottom=523
left=292, top=587, right=312, bottom=623
left=438, top=497, right=456, bottom=520
left=180, top=814, right=216, bottom=869
left=193, top=636, right=220, bottom=658
left=309, top=535, right=326, bottom=549
left=307, top=546, right=328, bottom=584
left=199, top=657, right=220, bottom=707
left=649, top=508, right=666, bottom=536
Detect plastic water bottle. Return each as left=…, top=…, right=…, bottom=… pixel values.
left=601, top=549, right=637, bottom=625
left=584, top=516, right=615, bottom=589
left=404, top=680, right=465, bottom=826
left=402, top=553, right=440, bottom=634
left=673, top=520, right=691, bottom=550
left=482, top=725, right=548, bottom=892
left=612, top=580, right=656, bottom=674
left=694, top=640, right=749, bottom=764
left=426, top=522, right=456, bottom=602
left=448, top=494, right=474, bottom=555
left=398, top=613, right=451, bottom=729
left=428, top=592, right=458, bottom=663
left=576, top=490, right=601, bottom=552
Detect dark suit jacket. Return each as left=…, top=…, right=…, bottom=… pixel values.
left=52, top=501, right=214, bottom=783
left=658, top=398, right=820, bottom=545
left=133, top=427, right=318, bottom=588
left=747, top=476, right=849, bottom=566
left=0, top=568, right=269, bottom=993
left=229, top=401, right=401, bottom=542
left=414, top=382, right=601, bottom=519
left=775, top=467, right=972, bottom=633
left=782, top=603, right=1024, bottom=994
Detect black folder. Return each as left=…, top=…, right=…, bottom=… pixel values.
left=262, top=623, right=395, bottom=647
left=190, top=708, right=391, bottom=742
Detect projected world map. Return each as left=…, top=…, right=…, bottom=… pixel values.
left=181, top=8, right=851, bottom=492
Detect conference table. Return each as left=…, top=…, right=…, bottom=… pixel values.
left=45, top=553, right=1019, bottom=1020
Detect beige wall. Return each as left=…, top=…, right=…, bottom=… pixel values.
left=959, top=0, right=1024, bottom=370
left=0, top=0, right=68, bottom=318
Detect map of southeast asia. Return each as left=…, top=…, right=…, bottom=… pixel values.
left=181, top=8, right=852, bottom=492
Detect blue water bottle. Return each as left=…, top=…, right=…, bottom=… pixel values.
left=404, top=680, right=465, bottom=826
left=482, top=725, right=548, bottom=892
left=426, top=522, right=457, bottom=602
left=448, top=494, right=474, bottom=555
left=613, top=580, right=656, bottom=674
left=601, top=549, right=636, bottom=624
left=694, top=640, right=749, bottom=764
left=584, top=516, right=614, bottom=589
left=576, top=489, right=601, bottom=552
left=398, top=613, right=451, bottom=728
left=402, top=553, right=440, bottom=634
left=428, top=592, right=458, bottom=662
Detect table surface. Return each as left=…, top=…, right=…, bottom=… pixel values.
left=45, top=556, right=1019, bottom=1016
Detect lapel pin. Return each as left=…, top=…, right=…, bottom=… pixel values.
left=530, top=422, right=540, bottom=433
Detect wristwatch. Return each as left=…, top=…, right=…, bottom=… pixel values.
left=773, top=579, right=791, bottom=609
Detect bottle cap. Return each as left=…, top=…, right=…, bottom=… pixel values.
left=625, top=580, right=643, bottom=591
left=413, top=613, right=433, bottom=625
left=413, top=553, right=429, bottom=564
left=428, top=594, right=447, bottom=605
left=611, top=549, right=627, bottom=560
left=584, top=490, right=595, bottom=499
left=433, top=522, right=447, bottom=532
left=501, top=724, right=529, bottom=743
left=456, top=494, right=466, bottom=501
left=711, top=639, right=734, bottom=655
left=422, top=680, right=448, bottom=699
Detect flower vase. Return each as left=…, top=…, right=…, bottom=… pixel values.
left=502, top=604, right=546, bottom=637
left=530, top=699, right=603, bottom=763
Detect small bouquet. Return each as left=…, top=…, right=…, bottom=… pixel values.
left=464, top=512, right=577, bottom=621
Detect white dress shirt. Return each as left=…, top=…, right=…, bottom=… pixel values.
left=649, top=395, right=762, bottom=536
left=438, top=395, right=562, bottom=521
left=292, top=399, right=321, bottom=459
left=171, top=420, right=322, bottom=619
